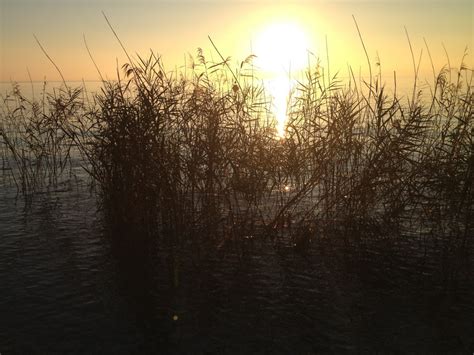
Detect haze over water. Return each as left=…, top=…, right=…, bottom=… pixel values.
left=1, top=0, right=472, bottom=83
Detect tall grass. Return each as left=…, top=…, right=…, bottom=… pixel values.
left=1, top=45, right=472, bottom=250
left=0, top=82, right=91, bottom=195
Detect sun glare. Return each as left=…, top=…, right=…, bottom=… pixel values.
left=254, top=22, right=310, bottom=74
left=253, top=22, right=310, bottom=137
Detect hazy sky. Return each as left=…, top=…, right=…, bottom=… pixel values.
left=1, top=0, right=472, bottom=82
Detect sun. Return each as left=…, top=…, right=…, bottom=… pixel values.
left=253, top=21, right=310, bottom=137
left=254, top=21, right=310, bottom=74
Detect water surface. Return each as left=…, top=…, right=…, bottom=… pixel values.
left=1, top=174, right=472, bottom=353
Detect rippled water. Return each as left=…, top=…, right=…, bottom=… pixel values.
left=1, top=171, right=473, bottom=353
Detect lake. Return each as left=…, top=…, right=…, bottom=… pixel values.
left=1, top=76, right=473, bottom=354
left=1, top=169, right=473, bottom=353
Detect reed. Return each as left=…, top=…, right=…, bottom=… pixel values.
left=0, top=82, right=91, bottom=195
left=1, top=43, right=472, bottom=251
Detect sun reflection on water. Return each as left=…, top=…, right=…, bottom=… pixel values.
left=266, top=76, right=295, bottom=138
left=253, top=21, right=310, bottom=138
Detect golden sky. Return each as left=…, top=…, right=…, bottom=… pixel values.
left=1, top=0, right=473, bottom=83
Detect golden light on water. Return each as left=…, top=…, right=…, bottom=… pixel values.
left=266, top=77, right=295, bottom=138
left=253, top=21, right=310, bottom=138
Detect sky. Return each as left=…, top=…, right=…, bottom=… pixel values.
left=0, top=0, right=473, bottom=84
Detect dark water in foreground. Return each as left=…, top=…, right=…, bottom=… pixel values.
left=1, top=178, right=473, bottom=354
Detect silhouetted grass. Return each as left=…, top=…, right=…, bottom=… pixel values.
left=0, top=82, right=90, bottom=194
left=1, top=44, right=472, bottom=254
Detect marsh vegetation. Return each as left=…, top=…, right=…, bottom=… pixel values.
left=1, top=34, right=473, bottom=353
left=2, top=44, right=472, bottom=243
